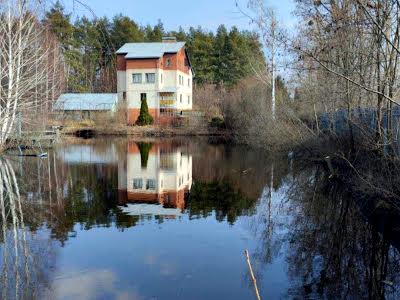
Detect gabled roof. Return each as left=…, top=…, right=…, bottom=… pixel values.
left=116, top=42, right=186, bottom=59
left=54, top=93, right=118, bottom=111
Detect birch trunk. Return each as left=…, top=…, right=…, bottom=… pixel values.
left=0, top=0, right=65, bottom=151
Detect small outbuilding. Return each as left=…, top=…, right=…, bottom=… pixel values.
left=53, top=93, right=119, bottom=120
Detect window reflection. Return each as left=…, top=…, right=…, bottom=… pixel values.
left=118, top=140, right=192, bottom=214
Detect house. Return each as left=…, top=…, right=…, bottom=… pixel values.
left=53, top=93, right=119, bottom=119
left=116, top=37, right=194, bottom=125
left=57, top=138, right=193, bottom=213
left=117, top=141, right=192, bottom=212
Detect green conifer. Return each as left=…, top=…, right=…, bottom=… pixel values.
left=136, top=97, right=154, bottom=126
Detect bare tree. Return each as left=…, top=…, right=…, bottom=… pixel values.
left=0, top=0, right=65, bottom=151
left=293, top=0, right=400, bottom=144
left=237, top=0, right=279, bottom=120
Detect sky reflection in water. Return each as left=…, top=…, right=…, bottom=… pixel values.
left=0, top=137, right=399, bottom=299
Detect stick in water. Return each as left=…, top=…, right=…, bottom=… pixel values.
left=245, top=249, right=261, bottom=300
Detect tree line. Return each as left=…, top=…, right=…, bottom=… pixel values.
left=43, top=1, right=266, bottom=92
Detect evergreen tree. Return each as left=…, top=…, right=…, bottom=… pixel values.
left=136, top=97, right=154, bottom=126
left=44, top=1, right=85, bottom=92
left=171, top=26, right=187, bottom=41
left=111, top=15, right=144, bottom=48
left=95, top=17, right=116, bottom=92
left=43, top=3, right=266, bottom=91
left=186, top=27, right=215, bottom=84
left=144, top=20, right=165, bottom=42
left=44, top=1, right=74, bottom=51
left=213, top=25, right=229, bottom=83
left=74, top=16, right=102, bottom=91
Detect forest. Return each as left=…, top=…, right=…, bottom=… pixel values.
left=3, top=1, right=400, bottom=298
left=43, top=1, right=266, bottom=92
left=2, top=0, right=400, bottom=203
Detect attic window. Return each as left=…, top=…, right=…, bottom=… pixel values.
left=166, top=58, right=171, bottom=67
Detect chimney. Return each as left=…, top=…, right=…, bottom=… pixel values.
left=162, top=36, right=177, bottom=43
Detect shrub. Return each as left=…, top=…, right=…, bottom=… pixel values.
left=209, top=116, right=226, bottom=129
left=136, top=98, right=153, bottom=126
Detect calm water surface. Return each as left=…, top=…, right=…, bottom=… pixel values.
left=1, top=137, right=400, bottom=299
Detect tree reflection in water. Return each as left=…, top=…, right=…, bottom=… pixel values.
left=253, top=159, right=400, bottom=299
left=0, top=158, right=55, bottom=300
left=187, top=180, right=256, bottom=224
left=1, top=138, right=400, bottom=299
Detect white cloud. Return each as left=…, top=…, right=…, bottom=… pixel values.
left=48, top=269, right=143, bottom=300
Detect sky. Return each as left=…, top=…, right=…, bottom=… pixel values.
left=56, top=0, right=297, bottom=32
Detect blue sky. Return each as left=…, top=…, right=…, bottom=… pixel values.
left=58, top=0, right=297, bottom=32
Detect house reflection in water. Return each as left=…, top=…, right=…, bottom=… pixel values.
left=118, top=140, right=192, bottom=215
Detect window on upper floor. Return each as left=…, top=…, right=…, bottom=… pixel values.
left=188, top=78, right=190, bottom=87
left=180, top=94, right=182, bottom=103
left=166, top=58, right=171, bottom=67
left=146, top=73, right=155, bottom=83
left=132, top=73, right=142, bottom=84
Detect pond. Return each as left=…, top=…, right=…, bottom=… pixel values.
left=0, top=137, right=399, bottom=299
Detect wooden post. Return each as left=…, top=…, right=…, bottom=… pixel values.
left=245, top=250, right=261, bottom=300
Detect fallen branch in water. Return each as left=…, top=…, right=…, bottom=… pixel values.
left=245, top=249, right=261, bottom=300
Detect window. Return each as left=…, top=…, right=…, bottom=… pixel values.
left=188, top=78, right=190, bottom=87
left=132, top=73, right=142, bottom=83
left=146, top=73, right=155, bottom=83
left=146, top=179, right=156, bottom=190
left=166, top=58, right=171, bottom=67
left=140, top=93, right=147, bottom=101
left=133, top=178, right=143, bottom=189
left=180, top=94, right=182, bottom=103
left=188, top=96, right=190, bottom=104
left=161, top=73, right=163, bottom=84
left=123, top=92, right=126, bottom=101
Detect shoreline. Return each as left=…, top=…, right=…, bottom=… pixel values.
left=59, top=124, right=232, bottom=138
